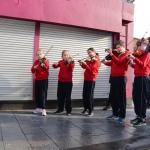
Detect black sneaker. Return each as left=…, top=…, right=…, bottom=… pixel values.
left=130, top=117, right=139, bottom=124
left=103, top=105, right=111, bottom=111
left=147, top=105, right=150, bottom=109
left=81, top=109, right=88, bottom=115
left=133, top=118, right=146, bottom=127
left=54, top=110, right=63, bottom=114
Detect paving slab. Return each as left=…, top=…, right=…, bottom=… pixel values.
left=0, top=108, right=150, bottom=150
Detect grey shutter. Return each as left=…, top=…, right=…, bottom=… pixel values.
left=0, top=18, right=35, bottom=100
left=40, top=24, right=112, bottom=100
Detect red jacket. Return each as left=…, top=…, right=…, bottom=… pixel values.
left=81, top=56, right=100, bottom=81
left=105, top=50, right=130, bottom=76
left=52, top=60, right=74, bottom=82
left=31, top=59, right=49, bottom=80
left=131, top=52, right=150, bottom=77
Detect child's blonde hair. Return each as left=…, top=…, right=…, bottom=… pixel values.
left=62, top=50, right=70, bottom=57
left=36, top=48, right=44, bottom=54
left=141, top=39, right=148, bottom=46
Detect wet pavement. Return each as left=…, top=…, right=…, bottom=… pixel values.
left=0, top=107, right=150, bottom=150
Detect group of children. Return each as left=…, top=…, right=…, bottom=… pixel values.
left=31, top=48, right=100, bottom=117
left=31, top=39, right=150, bottom=127
left=102, top=39, right=150, bottom=126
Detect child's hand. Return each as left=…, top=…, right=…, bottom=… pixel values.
left=40, top=63, right=46, bottom=68
left=127, top=57, right=135, bottom=66
left=101, top=59, right=106, bottom=64
left=67, top=58, right=74, bottom=64
left=53, top=62, right=59, bottom=66
left=128, top=54, right=135, bottom=60
left=33, top=64, right=38, bottom=69
left=79, top=60, right=86, bottom=65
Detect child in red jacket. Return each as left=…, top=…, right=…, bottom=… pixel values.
left=31, top=49, right=49, bottom=116
left=79, top=47, right=100, bottom=117
left=102, top=40, right=130, bottom=123
left=128, top=39, right=150, bottom=126
left=146, top=41, right=150, bottom=108
left=52, top=50, right=75, bottom=115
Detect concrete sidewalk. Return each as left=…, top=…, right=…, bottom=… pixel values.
left=0, top=107, right=150, bottom=150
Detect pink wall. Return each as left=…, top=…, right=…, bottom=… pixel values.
left=122, top=2, right=134, bottom=22
left=0, top=0, right=128, bottom=33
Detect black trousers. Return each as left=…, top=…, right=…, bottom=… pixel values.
left=133, top=76, right=149, bottom=118
left=83, top=80, right=95, bottom=112
left=105, top=75, right=112, bottom=106
left=35, top=79, right=48, bottom=109
left=57, top=81, right=73, bottom=113
left=110, top=76, right=127, bottom=118
left=147, top=76, right=150, bottom=106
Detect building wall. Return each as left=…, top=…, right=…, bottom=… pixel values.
left=0, top=0, right=134, bottom=99
left=0, top=0, right=133, bottom=33
left=122, top=2, right=134, bottom=22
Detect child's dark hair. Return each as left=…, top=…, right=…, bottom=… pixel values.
left=87, top=47, right=99, bottom=55
left=115, top=40, right=125, bottom=47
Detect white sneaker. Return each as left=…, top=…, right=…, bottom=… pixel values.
left=33, top=108, right=42, bottom=113
left=86, top=112, right=93, bottom=117
left=42, top=109, right=47, bottom=116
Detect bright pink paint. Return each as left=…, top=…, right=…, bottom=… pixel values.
left=0, top=0, right=134, bottom=33
left=122, top=2, right=134, bottom=22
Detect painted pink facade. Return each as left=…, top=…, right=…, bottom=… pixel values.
left=122, top=2, right=134, bottom=22
left=0, top=0, right=134, bottom=32
left=0, top=0, right=134, bottom=98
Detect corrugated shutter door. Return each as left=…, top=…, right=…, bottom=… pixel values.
left=40, top=24, right=112, bottom=100
left=0, top=18, right=35, bottom=100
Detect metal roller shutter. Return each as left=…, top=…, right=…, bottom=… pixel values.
left=0, top=18, right=35, bottom=100
left=40, top=24, right=112, bottom=100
